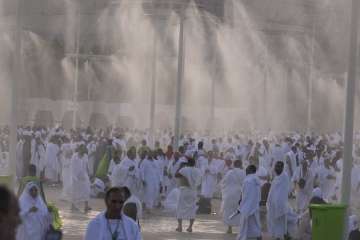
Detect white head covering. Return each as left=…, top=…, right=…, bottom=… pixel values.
left=16, top=182, right=50, bottom=240
left=312, top=187, right=323, bottom=199
left=349, top=215, right=359, bottom=232
left=19, top=182, right=48, bottom=217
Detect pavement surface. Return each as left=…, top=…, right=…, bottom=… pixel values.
left=45, top=186, right=270, bottom=240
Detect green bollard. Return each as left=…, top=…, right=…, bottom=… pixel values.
left=310, top=204, right=347, bottom=240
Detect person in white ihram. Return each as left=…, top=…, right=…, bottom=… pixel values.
left=220, top=160, right=245, bottom=234
left=267, top=161, right=297, bottom=240
left=30, top=133, right=46, bottom=177
left=175, top=157, right=202, bottom=233
left=236, top=165, right=262, bottom=240
left=111, top=148, right=140, bottom=198
left=85, top=187, right=141, bottom=240
left=60, top=137, right=73, bottom=200
left=70, top=143, right=91, bottom=212
left=200, top=151, right=223, bottom=199
left=44, top=136, right=60, bottom=183
left=140, top=151, right=161, bottom=213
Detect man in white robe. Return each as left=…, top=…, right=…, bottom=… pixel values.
left=284, top=146, right=300, bottom=180
left=140, top=153, right=161, bottom=212
left=315, top=158, right=336, bottom=201
left=259, top=140, right=272, bottom=172
left=270, top=143, right=284, bottom=168
left=351, top=160, right=360, bottom=208
left=154, top=150, right=166, bottom=199
left=175, top=157, right=201, bottom=233
left=111, top=148, right=140, bottom=198
left=44, top=137, right=60, bottom=183
left=220, top=160, right=245, bottom=234
left=85, top=187, right=141, bottom=240
left=107, top=149, right=122, bottom=177
left=267, top=161, right=296, bottom=239
left=167, top=152, right=183, bottom=192
left=87, top=139, right=97, bottom=177
left=196, top=151, right=208, bottom=170
left=60, top=140, right=73, bottom=200
left=237, top=165, right=262, bottom=240
left=30, top=136, right=46, bottom=177
left=16, top=136, right=24, bottom=180
left=333, top=155, right=343, bottom=201
left=70, top=144, right=91, bottom=212
left=200, top=151, right=222, bottom=199
left=293, top=160, right=314, bottom=213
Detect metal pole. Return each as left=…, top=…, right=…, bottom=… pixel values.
left=263, top=48, right=268, bottom=131
left=210, top=60, right=215, bottom=131
left=307, top=22, right=316, bottom=133
left=9, top=0, right=23, bottom=187
left=149, top=29, right=157, bottom=148
left=86, top=60, right=91, bottom=101
left=72, top=7, right=80, bottom=130
left=174, top=13, right=185, bottom=150
left=341, top=0, right=359, bottom=239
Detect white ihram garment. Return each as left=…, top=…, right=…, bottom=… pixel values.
left=111, top=157, right=140, bottom=197
left=220, top=168, right=245, bottom=226
left=294, top=167, right=314, bottom=213
left=267, top=172, right=291, bottom=238
left=201, top=159, right=223, bottom=199
left=44, top=143, right=60, bottom=181
left=237, top=174, right=262, bottom=240
left=61, top=143, right=73, bottom=200
left=70, top=153, right=91, bottom=203
left=167, top=158, right=182, bottom=192
left=85, top=212, right=142, bottom=240
left=31, top=143, right=46, bottom=177
left=176, top=166, right=201, bottom=220
left=140, top=158, right=161, bottom=209
left=316, top=166, right=335, bottom=201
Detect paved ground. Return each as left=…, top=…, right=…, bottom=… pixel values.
left=44, top=186, right=268, bottom=240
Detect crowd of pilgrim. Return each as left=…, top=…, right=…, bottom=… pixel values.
left=1, top=125, right=360, bottom=239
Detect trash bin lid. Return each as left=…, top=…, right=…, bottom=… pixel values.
left=310, top=204, right=347, bottom=210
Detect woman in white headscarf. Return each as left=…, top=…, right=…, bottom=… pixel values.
left=16, top=182, right=51, bottom=240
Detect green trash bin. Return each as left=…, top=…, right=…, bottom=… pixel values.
left=0, top=175, right=14, bottom=190
left=310, top=204, right=347, bottom=240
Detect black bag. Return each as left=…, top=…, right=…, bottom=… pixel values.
left=45, top=225, right=62, bottom=240
left=197, top=197, right=212, bottom=214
